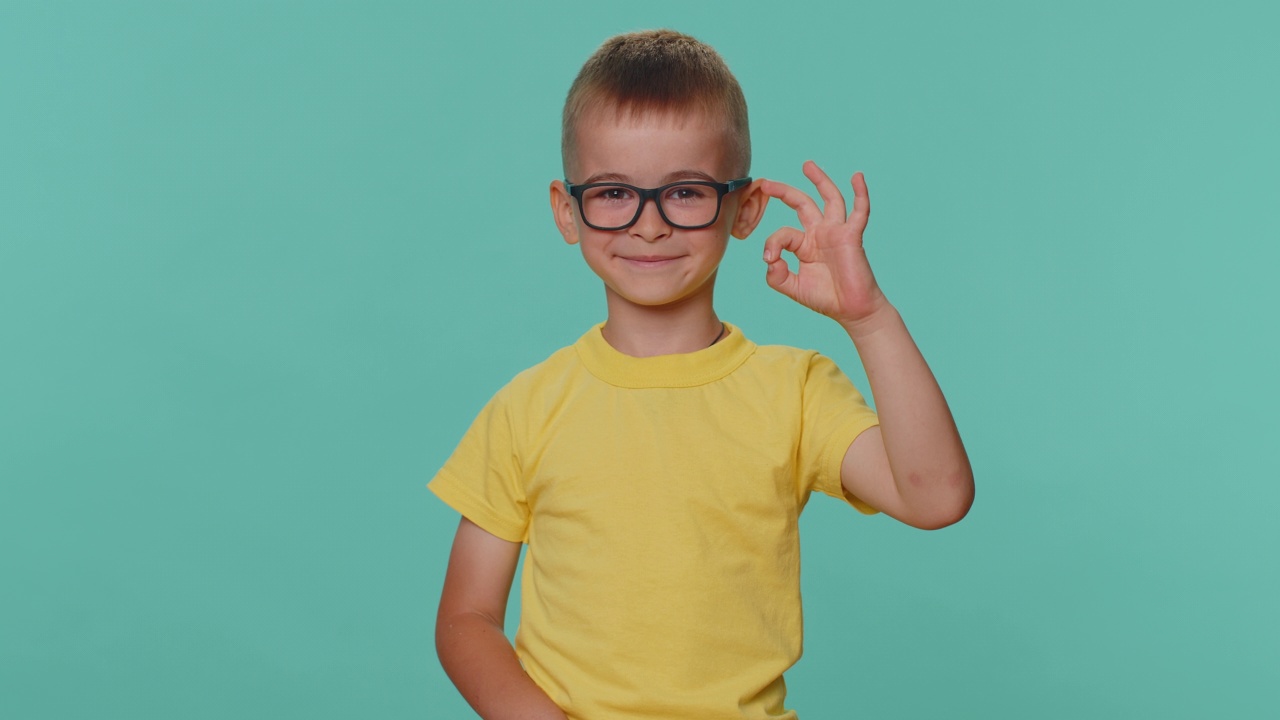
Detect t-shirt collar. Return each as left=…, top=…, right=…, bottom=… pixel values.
left=574, top=321, right=756, bottom=389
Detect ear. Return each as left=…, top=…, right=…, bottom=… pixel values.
left=549, top=180, right=580, bottom=245
left=730, top=179, right=769, bottom=240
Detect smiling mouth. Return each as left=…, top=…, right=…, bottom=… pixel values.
left=621, top=255, right=682, bottom=265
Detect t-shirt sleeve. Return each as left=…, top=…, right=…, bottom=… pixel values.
left=428, top=389, right=530, bottom=543
left=797, top=352, right=881, bottom=514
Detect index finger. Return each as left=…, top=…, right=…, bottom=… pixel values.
left=759, top=179, right=824, bottom=229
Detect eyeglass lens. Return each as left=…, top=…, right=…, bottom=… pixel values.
left=581, top=183, right=718, bottom=229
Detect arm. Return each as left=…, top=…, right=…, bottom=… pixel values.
left=761, top=162, right=974, bottom=529
left=436, top=517, right=567, bottom=720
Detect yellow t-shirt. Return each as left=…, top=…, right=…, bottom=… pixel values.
left=429, top=323, right=879, bottom=720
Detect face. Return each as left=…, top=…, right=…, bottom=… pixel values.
left=550, top=108, right=766, bottom=314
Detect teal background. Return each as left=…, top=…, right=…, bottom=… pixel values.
left=2, top=1, right=1276, bottom=718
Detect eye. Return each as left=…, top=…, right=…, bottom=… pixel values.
left=665, top=184, right=710, bottom=202
left=588, top=186, right=635, bottom=202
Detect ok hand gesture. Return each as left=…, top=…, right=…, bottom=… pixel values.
left=761, top=161, right=888, bottom=327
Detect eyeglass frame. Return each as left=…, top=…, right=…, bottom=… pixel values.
left=563, top=177, right=753, bottom=231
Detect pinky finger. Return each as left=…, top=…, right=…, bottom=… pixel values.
left=850, top=172, right=871, bottom=223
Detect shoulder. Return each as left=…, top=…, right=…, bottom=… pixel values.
left=748, top=342, right=819, bottom=363
left=484, top=340, right=590, bottom=423
left=500, top=342, right=581, bottom=394
left=741, top=342, right=831, bottom=378
left=738, top=342, right=863, bottom=408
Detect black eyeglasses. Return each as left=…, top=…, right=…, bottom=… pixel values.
left=564, top=177, right=752, bottom=231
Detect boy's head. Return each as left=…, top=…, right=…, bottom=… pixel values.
left=561, top=29, right=750, bottom=180
left=550, top=30, right=767, bottom=313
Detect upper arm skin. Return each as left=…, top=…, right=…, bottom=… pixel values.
left=839, top=426, right=971, bottom=530
left=437, top=517, right=522, bottom=631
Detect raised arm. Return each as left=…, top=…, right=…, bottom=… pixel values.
left=436, top=517, right=567, bottom=719
left=761, top=162, right=973, bottom=529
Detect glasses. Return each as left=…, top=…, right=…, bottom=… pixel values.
left=564, top=177, right=752, bottom=231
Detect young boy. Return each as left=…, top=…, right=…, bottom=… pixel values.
left=430, top=29, right=973, bottom=720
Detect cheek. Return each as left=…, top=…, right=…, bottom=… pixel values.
left=577, top=235, right=612, bottom=268
left=718, top=198, right=743, bottom=227
left=694, top=233, right=731, bottom=264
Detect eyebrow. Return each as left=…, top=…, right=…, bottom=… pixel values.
left=581, top=169, right=720, bottom=185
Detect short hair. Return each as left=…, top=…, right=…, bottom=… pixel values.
left=561, top=29, right=750, bottom=179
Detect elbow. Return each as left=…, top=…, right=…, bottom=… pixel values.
left=435, top=608, right=503, bottom=677
left=913, top=502, right=971, bottom=530
left=433, top=611, right=455, bottom=664
left=906, top=470, right=974, bottom=530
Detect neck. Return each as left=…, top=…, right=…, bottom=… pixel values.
left=601, top=289, right=723, bottom=358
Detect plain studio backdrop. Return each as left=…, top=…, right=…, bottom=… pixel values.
left=1, top=2, right=1276, bottom=718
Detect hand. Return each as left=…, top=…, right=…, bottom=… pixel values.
left=761, top=161, right=888, bottom=327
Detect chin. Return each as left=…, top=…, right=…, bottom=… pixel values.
left=614, top=286, right=706, bottom=308
left=605, top=273, right=717, bottom=309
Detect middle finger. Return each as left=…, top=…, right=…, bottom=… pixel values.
left=802, top=160, right=847, bottom=221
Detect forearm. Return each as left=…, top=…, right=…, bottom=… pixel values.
left=842, top=300, right=973, bottom=524
left=436, top=611, right=567, bottom=720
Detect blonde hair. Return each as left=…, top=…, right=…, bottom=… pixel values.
left=561, top=29, right=750, bottom=179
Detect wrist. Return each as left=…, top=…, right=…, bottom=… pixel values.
left=837, top=295, right=898, bottom=342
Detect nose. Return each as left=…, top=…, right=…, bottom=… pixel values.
left=629, top=196, right=672, bottom=243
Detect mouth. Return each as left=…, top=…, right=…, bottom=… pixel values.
left=620, top=254, right=683, bottom=267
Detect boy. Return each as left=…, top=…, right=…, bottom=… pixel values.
left=430, top=29, right=973, bottom=720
